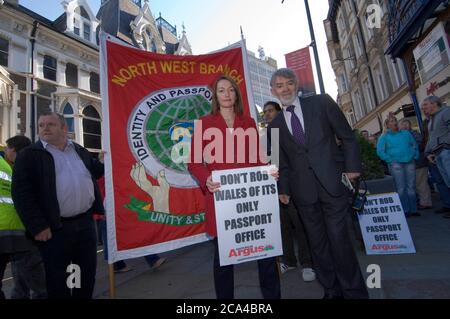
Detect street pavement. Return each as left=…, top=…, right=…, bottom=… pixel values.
left=2, top=195, right=450, bottom=299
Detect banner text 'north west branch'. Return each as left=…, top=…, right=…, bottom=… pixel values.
left=111, top=61, right=244, bottom=87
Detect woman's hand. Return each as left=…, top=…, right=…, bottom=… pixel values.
left=206, top=175, right=221, bottom=193
left=269, top=167, right=279, bottom=181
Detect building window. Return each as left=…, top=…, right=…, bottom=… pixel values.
left=338, top=73, right=349, bottom=93
left=83, top=23, right=91, bottom=41
left=353, top=89, right=364, bottom=120
left=385, top=56, right=406, bottom=90
left=63, top=102, right=75, bottom=136
left=374, top=63, right=388, bottom=101
left=141, top=29, right=158, bottom=52
left=346, top=109, right=356, bottom=126
left=353, top=33, right=363, bottom=57
left=364, top=12, right=374, bottom=41
left=82, top=105, right=101, bottom=150
left=337, top=12, right=347, bottom=43
left=363, top=78, right=375, bottom=112
left=0, top=38, right=8, bottom=67
left=344, top=47, right=355, bottom=75
left=74, top=18, right=80, bottom=36
left=66, top=63, right=78, bottom=88
left=393, top=58, right=406, bottom=87
left=43, top=55, right=57, bottom=81
left=73, top=6, right=92, bottom=42
left=90, top=72, right=100, bottom=93
left=343, top=0, right=352, bottom=15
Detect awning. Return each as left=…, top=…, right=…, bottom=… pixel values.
left=385, top=0, right=446, bottom=58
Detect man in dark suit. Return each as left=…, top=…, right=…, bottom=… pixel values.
left=12, top=112, right=104, bottom=299
left=268, top=68, right=368, bottom=299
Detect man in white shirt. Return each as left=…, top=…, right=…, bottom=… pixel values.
left=12, top=112, right=105, bottom=299
left=268, top=68, right=367, bottom=299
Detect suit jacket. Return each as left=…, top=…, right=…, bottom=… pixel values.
left=188, top=113, right=264, bottom=237
left=268, top=94, right=361, bottom=205
left=11, top=140, right=105, bottom=237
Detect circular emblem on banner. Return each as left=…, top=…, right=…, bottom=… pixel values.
left=128, top=86, right=212, bottom=188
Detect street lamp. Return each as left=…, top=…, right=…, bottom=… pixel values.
left=281, top=0, right=325, bottom=94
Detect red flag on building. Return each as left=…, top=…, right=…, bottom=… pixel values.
left=285, top=47, right=316, bottom=97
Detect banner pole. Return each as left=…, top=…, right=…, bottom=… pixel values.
left=108, top=264, right=116, bottom=299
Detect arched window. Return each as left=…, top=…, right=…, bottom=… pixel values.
left=141, top=28, right=158, bottom=52
left=63, top=103, right=75, bottom=137
left=82, top=105, right=101, bottom=150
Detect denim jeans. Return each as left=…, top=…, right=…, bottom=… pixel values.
left=0, top=253, right=9, bottom=299
left=436, top=149, right=450, bottom=188
left=10, top=247, right=47, bottom=299
left=389, top=161, right=417, bottom=214
left=428, top=163, right=450, bottom=208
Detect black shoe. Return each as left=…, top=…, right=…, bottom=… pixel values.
left=418, top=205, right=432, bottom=210
left=435, top=207, right=450, bottom=214
left=409, top=212, right=421, bottom=217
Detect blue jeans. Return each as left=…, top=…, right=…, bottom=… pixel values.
left=436, top=149, right=450, bottom=188
left=428, top=162, right=450, bottom=208
left=99, top=219, right=160, bottom=268
left=389, top=161, right=417, bottom=214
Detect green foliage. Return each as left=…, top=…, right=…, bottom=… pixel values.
left=356, top=133, right=385, bottom=180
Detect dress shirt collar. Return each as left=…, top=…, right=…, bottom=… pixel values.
left=41, top=139, right=74, bottom=151
left=282, top=98, right=301, bottom=111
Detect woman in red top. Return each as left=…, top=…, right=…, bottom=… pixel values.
left=188, top=75, right=280, bottom=299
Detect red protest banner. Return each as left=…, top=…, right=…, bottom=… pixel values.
left=100, top=34, right=253, bottom=261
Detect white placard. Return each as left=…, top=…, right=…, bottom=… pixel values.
left=357, top=192, right=416, bottom=255
left=212, top=165, right=282, bottom=266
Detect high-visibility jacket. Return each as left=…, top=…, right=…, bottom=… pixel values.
left=0, top=156, right=25, bottom=233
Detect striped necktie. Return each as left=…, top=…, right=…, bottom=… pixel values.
left=287, top=105, right=306, bottom=145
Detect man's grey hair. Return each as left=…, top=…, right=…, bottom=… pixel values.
left=422, top=95, right=442, bottom=108
left=270, top=68, right=298, bottom=87
left=38, top=111, right=67, bottom=127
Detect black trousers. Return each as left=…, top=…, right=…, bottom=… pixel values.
left=293, top=181, right=369, bottom=299
left=37, top=213, right=97, bottom=299
left=213, top=239, right=280, bottom=299
left=0, top=253, right=10, bottom=299
left=280, top=201, right=312, bottom=267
